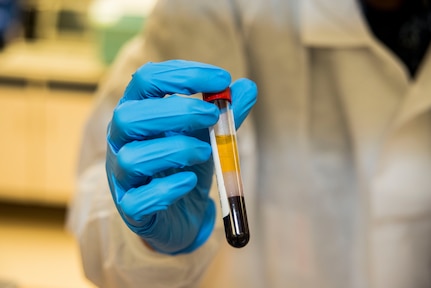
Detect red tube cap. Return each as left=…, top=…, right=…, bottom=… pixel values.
left=202, top=88, right=231, bottom=103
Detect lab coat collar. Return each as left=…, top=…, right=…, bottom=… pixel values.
left=300, top=0, right=431, bottom=134
left=301, top=0, right=372, bottom=47
left=391, top=51, right=431, bottom=130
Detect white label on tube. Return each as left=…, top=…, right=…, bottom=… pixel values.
left=209, top=127, right=230, bottom=218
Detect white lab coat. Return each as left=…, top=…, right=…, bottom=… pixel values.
left=68, top=0, right=431, bottom=287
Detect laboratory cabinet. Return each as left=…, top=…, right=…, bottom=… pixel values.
left=0, top=82, right=94, bottom=205
left=0, top=40, right=104, bottom=206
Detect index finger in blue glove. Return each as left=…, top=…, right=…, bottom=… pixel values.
left=108, top=96, right=219, bottom=151
left=121, top=60, right=231, bottom=103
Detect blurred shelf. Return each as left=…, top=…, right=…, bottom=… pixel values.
left=0, top=39, right=106, bottom=85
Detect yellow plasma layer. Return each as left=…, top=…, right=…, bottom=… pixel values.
left=215, top=134, right=241, bottom=173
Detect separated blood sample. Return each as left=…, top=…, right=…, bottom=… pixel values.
left=203, top=88, right=250, bottom=248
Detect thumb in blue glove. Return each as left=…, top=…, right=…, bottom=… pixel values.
left=106, top=60, right=257, bottom=254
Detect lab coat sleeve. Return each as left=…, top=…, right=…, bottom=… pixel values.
left=70, top=159, right=223, bottom=288
left=67, top=0, right=249, bottom=287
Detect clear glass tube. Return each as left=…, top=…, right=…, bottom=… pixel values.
left=204, top=89, right=250, bottom=248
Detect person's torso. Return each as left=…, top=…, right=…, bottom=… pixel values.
left=234, top=0, right=431, bottom=287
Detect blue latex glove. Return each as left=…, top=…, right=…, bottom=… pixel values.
left=106, top=60, right=257, bottom=254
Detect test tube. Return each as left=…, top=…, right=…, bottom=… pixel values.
left=203, top=88, right=250, bottom=248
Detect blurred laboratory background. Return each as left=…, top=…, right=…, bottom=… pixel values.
left=0, top=0, right=155, bottom=287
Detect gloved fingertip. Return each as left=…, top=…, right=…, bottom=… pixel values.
left=230, top=78, right=258, bottom=128
left=205, top=68, right=232, bottom=93
left=198, top=100, right=221, bottom=125
left=177, top=170, right=199, bottom=188
left=169, top=60, right=232, bottom=89
left=231, top=78, right=258, bottom=101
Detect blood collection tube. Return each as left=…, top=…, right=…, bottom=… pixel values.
left=203, top=88, right=250, bottom=248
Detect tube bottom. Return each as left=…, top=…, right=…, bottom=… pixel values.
left=222, top=196, right=250, bottom=248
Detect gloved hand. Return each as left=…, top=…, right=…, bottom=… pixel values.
left=106, top=60, right=257, bottom=254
